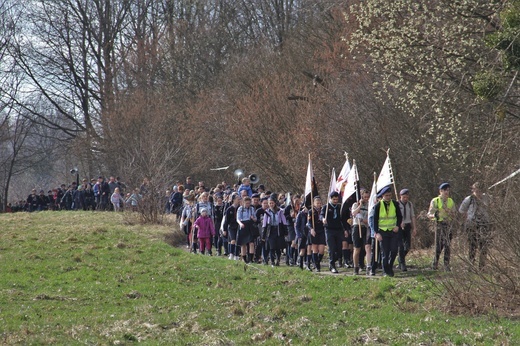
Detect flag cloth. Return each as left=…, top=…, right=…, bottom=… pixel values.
left=336, top=156, right=351, bottom=193
left=341, top=161, right=359, bottom=217
left=304, top=157, right=319, bottom=209
left=376, top=155, right=394, bottom=193
left=327, top=168, right=337, bottom=203
left=368, top=178, right=378, bottom=212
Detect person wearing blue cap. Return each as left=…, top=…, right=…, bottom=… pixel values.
left=373, top=186, right=403, bottom=277
left=397, top=189, right=417, bottom=271
left=427, top=183, right=456, bottom=271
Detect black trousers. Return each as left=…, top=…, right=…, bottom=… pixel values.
left=434, top=222, right=452, bottom=266
left=398, top=223, right=412, bottom=265
left=325, top=228, right=343, bottom=267
left=378, top=230, right=398, bottom=274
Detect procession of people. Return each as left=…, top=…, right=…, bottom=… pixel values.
left=14, top=154, right=493, bottom=276
left=175, top=158, right=493, bottom=276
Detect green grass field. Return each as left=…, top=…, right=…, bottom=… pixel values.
left=0, top=211, right=518, bottom=345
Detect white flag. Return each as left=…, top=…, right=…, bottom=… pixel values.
left=304, top=157, right=318, bottom=209
left=342, top=162, right=358, bottom=205
left=376, top=155, right=394, bottom=193
left=368, top=178, right=377, bottom=212
left=336, top=156, right=351, bottom=192
left=327, top=168, right=337, bottom=202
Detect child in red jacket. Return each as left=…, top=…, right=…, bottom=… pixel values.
left=193, top=208, right=215, bottom=255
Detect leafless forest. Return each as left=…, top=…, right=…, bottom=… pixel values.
left=0, top=1, right=517, bottom=206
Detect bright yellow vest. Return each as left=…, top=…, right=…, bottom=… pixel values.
left=433, top=197, right=454, bottom=221
left=378, top=201, right=397, bottom=231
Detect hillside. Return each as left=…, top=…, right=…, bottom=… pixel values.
left=0, top=211, right=518, bottom=345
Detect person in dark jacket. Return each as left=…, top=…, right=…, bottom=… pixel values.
left=170, top=185, right=185, bottom=219
left=37, top=190, right=49, bottom=211
left=46, top=190, right=54, bottom=210
left=61, top=186, right=74, bottom=210
left=307, top=196, right=326, bottom=272
left=83, top=183, right=96, bottom=210
left=262, top=196, right=287, bottom=267
left=295, top=206, right=311, bottom=270
left=284, top=194, right=301, bottom=266
left=57, top=184, right=66, bottom=210
left=99, top=177, right=111, bottom=210
left=213, top=195, right=226, bottom=256
left=223, top=194, right=241, bottom=260
left=27, top=189, right=39, bottom=212
left=322, top=191, right=349, bottom=273
left=255, top=197, right=269, bottom=264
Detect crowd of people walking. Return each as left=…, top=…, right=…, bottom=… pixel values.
left=8, top=176, right=142, bottom=213
left=13, top=174, right=492, bottom=275
left=175, top=176, right=492, bottom=275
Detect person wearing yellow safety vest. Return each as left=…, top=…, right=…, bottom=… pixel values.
left=373, top=186, right=403, bottom=277
left=427, top=183, right=457, bottom=271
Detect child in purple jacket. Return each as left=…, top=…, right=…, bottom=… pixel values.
left=193, top=208, right=215, bottom=255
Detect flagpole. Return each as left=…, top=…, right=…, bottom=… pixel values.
left=309, top=153, right=315, bottom=231
left=387, top=148, right=399, bottom=200
left=372, top=171, right=379, bottom=268
left=324, top=168, right=334, bottom=222
left=324, top=189, right=330, bottom=223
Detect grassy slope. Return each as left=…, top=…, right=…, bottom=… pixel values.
left=0, top=212, right=517, bottom=345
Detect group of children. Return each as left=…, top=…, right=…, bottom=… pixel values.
left=177, top=176, right=419, bottom=276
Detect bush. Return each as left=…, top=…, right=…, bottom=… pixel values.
left=439, top=181, right=520, bottom=317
